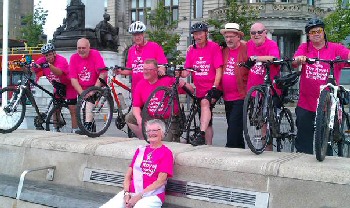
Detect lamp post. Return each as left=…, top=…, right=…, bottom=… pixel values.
left=2, top=0, right=9, bottom=105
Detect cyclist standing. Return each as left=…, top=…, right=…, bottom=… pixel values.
left=34, top=43, right=78, bottom=132
left=220, top=23, right=249, bottom=148
left=117, top=21, right=167, bottom=93
left=246, top=22, right=281, bottom=151
left=69, top=38, right=107, bottom=133
left=183, top=22, right=223, bottom=146
left=292, top=18, right=350, bottom=154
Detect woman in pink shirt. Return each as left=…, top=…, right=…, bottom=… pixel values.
left=293, top=18, right=350, bottom=154
left=100, top=119, right=174, bottom=208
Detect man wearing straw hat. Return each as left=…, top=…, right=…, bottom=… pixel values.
left=220, top=23, right=249, bottom=148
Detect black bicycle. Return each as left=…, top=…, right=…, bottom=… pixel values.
left=242, top=58, right=300, bottom=154
left=141, top=64, right=201, bottom=143
left=310, top=57, right=350, bottom=161
left=0, top=57, right=72, bottom=133
left=76, top=66, right=133, bottom=138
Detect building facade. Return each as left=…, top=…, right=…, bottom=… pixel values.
left=0, top=0, right=34, bottom=40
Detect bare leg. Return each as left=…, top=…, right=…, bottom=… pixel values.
left=127, top=122, right=143, bottom=140
left=68, top=105, right=78, bottom=129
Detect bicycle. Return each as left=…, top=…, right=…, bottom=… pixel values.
left=0, top=55, right=72, bottom=133
left=141, top=64, right=201, bottom=143
left=242, top=58, right=300, bottom=154
left=76, top=66, right=133, bottom=138
left=310, top=57, right=350, bottom=161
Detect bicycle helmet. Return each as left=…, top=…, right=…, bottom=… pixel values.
left=190, top=22, right=208, bottom=34
left=305, top=18, right=325, bottom=34
left=41, top=43, right=55, bottom=54
left=128, top=21, right=146, bottom=34
left=275, top=71, right=301, bottom=89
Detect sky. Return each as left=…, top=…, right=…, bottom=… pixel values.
left=34, top=0, right=68, bottom=41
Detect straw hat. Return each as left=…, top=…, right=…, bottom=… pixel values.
left=220, top=23, right=244, bottom=37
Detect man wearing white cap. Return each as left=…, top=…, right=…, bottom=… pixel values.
left=221, top=23, right=249, bottom=148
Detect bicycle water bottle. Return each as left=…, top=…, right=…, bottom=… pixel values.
left=118, top=93, right=127, bottom=110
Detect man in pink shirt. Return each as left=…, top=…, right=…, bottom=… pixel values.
left=183, top=22, right=223, bottom=146
left=69, top=38, right=107, bottom=133
left=246, top=22, right=281, bottom=151
left=34, top=43, right=78, bottom=132
left=220, top=23, right=249, bottom=148
left=117, top=21, right=167, bottom=94
left=293, top=18, right=350, bottom=154
left=100, top=119, right=174, bottom=208
left=126, top=59, right=192, bottom=142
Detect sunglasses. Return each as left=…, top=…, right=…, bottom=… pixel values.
left=146, top=129, right=161, bottom=134
left=309, top=28, right=323, bottom=35
left=250, top=30, right=265, bottom=35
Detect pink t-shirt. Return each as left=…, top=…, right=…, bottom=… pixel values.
left=35, top=55, right=77, bottom=100
left=69, top=49, right=106, bottom=89
left=126, top=41, right=168, bottom=93
left=133, top=76, right=179, bottom=118
left=129, top=145, right=174, bottom=202
left=184, top=41, right=224, bottom=98
left=294, top=42, right=350, bottom=112
left=222, top=48, right=243, bottom=101
left=246, top=38, right=281, bottom=93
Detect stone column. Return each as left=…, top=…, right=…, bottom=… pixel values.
left=301, top=31, right=307, bottom=44
left=81, top=0, right=105, bottom=29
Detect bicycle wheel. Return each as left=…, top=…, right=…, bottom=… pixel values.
left=185, top=103, right=200, bottom=144
left=341, top=112, right=350, bottom=158
left=46, top=104, right=72, bottom=133
left=276, top=108, right=295, bottom=152
left=0, top=87, right=26, bottom=133
left=315, top=90, right=332, bottom=161
left=77, top=87, right=114, bottom=137
left=141, top=87, right=174, bottom=142
left=243, top=86, right=269, bottom=154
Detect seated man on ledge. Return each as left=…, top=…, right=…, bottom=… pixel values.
left=100, top=119, right=174, bottom=208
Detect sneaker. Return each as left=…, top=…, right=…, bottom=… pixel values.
left=75, top=122, right=96, bottom=135
left=190, top=131, right=205, bottom=146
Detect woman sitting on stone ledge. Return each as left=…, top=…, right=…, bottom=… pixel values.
left=100, top=119, right=174, bottom=208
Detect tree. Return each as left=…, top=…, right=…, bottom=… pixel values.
left=207, top=0, right=257, bottom=45
left=324, top=0, right=350, bottom=47
left=146, top=1, right=184, bottom=64
left=20, top=1, right=48, bottom=46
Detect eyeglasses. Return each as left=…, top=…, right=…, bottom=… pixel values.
left=224, top=34, right=239, bottom=39
left=309, top=28, right=323, bottom=35
left=250, top=30, right=265, bottom=35
left=146, top=129, right=161, bottom=134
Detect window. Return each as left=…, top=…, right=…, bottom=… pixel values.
left=130, top=0, right=151, bottom=23
left=307, top=0, right=314, bottom=6
left=163, top=0, right=179, bottom=22
left=194, top=0, right=203, bottom=19
left=342, top=0, right=349, bottom=8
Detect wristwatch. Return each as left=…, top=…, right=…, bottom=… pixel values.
left=252, top=56, right=258, bottom=62
left=124, top=191, right=130, bottom=196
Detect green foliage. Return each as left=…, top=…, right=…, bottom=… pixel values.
left=207, top=0, right=257, bottom=45
left=324, top=0, right=350, bottom=47
left=20, top=1, right=48, bottom=46
left=146, top=1, right=184, bottom=64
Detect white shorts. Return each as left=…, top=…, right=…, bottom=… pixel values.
left=100, top=190, right=162, bottom=208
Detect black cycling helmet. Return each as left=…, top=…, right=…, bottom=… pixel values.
left=275, top=71, right=301, bottom=89
left=305, top=18, right=325, bottom=34
left=190, top=22, right=208, bottom=34
left=41, top=43, right=55, bottom=54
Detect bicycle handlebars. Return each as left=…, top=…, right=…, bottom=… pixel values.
left=305, top=57, right=350, bottom=65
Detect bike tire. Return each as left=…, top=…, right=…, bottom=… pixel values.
left=0, top=87, right=26, bottom=133
left=185, top=104, right=200, bottom=144
left=315, top=90, right=332, bottom=161
left=46, top=104, right=72, bottom=133
left=341, top=112, right=350, bottom=158
left=141, top=87, right=174, bottom=142
left=243, top=86, right=269, bottom=154
left=77, top=86, right=114, bottom=137
left=276, top=108, right=295, bottom=152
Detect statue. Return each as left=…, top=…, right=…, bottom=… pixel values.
left=53, top=18, right=67, bottom=39
left=95, top=13, right=120, bottom=50
left=67, top=12, right=80, bottom=30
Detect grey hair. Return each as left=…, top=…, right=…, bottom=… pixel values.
left=145, top=119, right=166, bottom=136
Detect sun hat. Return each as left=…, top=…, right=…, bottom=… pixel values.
left=220, top=23, right=244, bottom=37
